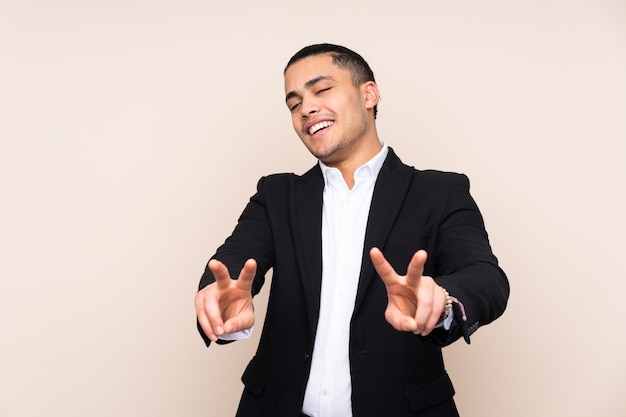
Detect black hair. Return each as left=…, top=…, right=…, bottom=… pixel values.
left=284, top=43, right=378, bottom=118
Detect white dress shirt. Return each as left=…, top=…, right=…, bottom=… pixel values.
left=301, top=143, right=389, bottom=417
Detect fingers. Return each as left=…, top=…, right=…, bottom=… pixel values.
left=371, top=247, right=420, bottom=332
left=236, top=258, right=257, bottom=291
left=208, top=259, right=233, bottom=290
left=371, top=247, right=444, bottom=336
left=195, top=284, right=222, bottom=342
left=371, top=248, right=426, bottom=290
left=413, top=278, right=445, bottom=336
left=224, top=260, right=256, bottom=334
left=407, top=250, right=427, bottom=285
left=384, top=308, right=418, bottom=333
left=223, top=306, right=255, bottom=334
left=202, top=260, right=235, bottom=340
left=421, top=285, right=447, bottom=335
left=209, top=258, right=256, bottom=291
left=369, top=247, right=398, bottom=286
left=198, top=258, right=258, bottom=342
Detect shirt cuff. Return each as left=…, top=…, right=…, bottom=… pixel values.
left=218, top=327, right=253, bottom=341
left=435, top=309, right=455, bottom=330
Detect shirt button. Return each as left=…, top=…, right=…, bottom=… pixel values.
left=303, top=353, right=311, bottom=363
left=322, top=389, right=329, bottom=396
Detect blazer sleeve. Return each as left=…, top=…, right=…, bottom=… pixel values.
left=427, top=173, right=509, bottom=346
left=196, top=175, right=277, bottom=346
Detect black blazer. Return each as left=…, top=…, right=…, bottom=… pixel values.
left=199, top=148, right=509, bottom=417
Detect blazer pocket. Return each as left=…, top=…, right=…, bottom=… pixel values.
left=241, top=357, right=267, bottom=397
left=404, top=371, right=455, bottom=412
left=385, top=224, right=432, bottom=247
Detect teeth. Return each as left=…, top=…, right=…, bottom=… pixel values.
left=308, top=121, right=333, bottom=135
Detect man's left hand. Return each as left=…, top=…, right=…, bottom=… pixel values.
left=369, top=247, right=446, bottom=336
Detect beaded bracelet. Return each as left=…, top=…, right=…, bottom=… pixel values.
left=438, top=287, right=467, bottom=324
left=442, top=288, right=453, bottom=320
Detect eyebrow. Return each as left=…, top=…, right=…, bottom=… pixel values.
left=285, top=75, right=335, bottom=103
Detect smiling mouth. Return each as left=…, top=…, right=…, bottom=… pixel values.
left=308, top=121, right=334, bottom=135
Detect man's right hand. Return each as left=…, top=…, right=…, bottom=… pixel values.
left=195, top=258, right=256, bottom=342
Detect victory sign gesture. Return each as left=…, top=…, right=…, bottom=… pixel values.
left=195, top=258, right=257, bottom=342
left=369, top=247, right=447, bottom=336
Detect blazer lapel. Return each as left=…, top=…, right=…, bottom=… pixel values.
left=354, top=148, right=414, bottom=313
left=290, top=164, right=325, bottom=340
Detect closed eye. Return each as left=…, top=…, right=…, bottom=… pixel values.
left=316, top=87, right=331, bottom=95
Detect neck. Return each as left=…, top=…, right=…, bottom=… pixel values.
left=327, top=136, right=382, bottom=189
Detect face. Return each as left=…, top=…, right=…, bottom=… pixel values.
left=284, top=55, right=379, bottom=167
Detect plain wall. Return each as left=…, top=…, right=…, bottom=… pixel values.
left=1, top=1, right=625, bottom=416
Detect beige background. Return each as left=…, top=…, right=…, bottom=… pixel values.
left=1, top=0, right=625, bottom=416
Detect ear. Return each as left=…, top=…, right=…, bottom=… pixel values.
left=361, top=81, right=380, bottom=111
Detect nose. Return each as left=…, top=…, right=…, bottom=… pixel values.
left=300, top=96, right=319, bottom=118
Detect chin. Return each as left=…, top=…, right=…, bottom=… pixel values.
left=305, top=139, right=342, bottom=163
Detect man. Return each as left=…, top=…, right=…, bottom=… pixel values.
left=195, top=43, right=509, bottom=417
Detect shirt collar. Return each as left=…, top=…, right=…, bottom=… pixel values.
left=319, top=142, right=389, bottom=186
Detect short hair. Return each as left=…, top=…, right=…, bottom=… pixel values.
left=284, top=43, right=378, bottom=118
